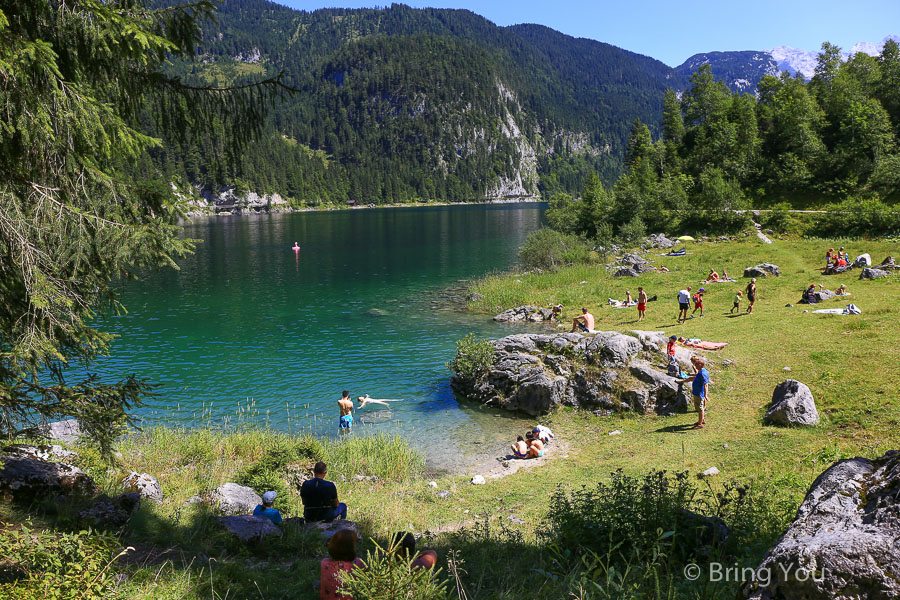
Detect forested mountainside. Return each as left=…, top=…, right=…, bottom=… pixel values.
left=674, top=51, right=779, bottom=94
left=143, top=0, right=686, bottom=205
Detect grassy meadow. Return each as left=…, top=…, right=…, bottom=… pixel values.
left=2, top=235, right=898, bottom=599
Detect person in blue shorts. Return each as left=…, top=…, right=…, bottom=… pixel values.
left=686, top=355, right=710, bottom=429
left=338, top=390, right=354, bottom=431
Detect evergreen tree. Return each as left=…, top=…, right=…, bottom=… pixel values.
left=0, top=0, right=282, bottom=451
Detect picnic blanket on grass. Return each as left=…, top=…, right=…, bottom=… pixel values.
left=813, top=304, right=861, bottom=315
left=682, top=340, right=729, bottom=350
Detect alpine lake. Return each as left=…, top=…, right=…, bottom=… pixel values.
left=88, top=203, right=547, bottom=472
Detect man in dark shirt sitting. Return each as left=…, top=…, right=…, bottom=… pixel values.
left=300, top=461, right=348, bottom=522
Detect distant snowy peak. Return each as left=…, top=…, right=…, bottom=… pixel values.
left=768, top=35, right=899, bottom=80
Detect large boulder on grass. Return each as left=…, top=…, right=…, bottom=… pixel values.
left=80, top=492, right=141, bottom=528
left=122, top=471, right=163, bottom=503
left=209, top=483, right=261, bottom=515
left=744, top=451, right=900, bottom=600
left=860, top=267, right=889, bottom=280
left=0, top=455, right=96, bottom=500
left=218, top=515, right=282, bottom=542
left=744, top=263, right=780, bottom=278
left=37, top=419, right=82, bottom=445
left=763, top=380, right=819, bottom=427
left=613, top=267, right=640, bottom=277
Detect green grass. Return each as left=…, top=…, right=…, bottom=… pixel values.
left=3, top=236, right=898, bottom=599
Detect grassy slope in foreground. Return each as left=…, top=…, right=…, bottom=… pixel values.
left=3, top=238, right=898, bottom=599
left=470, top=237, right=900, bottom=480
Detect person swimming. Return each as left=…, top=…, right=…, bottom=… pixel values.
left=356, top=394, right=403, bottom=409
left=292, top=242, right=300, bottom=252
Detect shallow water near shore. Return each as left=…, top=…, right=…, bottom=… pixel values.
left=87, top=203, right=547, bottom=472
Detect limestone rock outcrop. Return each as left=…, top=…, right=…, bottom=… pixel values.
left=451, top=331, right=692, bottom=416
left=744, top=451, right=900, bottom=599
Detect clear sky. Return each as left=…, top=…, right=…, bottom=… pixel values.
left=270, top=0, right=899, bottom=66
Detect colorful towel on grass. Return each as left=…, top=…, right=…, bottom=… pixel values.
left=682, top=341, right=729, bottom=350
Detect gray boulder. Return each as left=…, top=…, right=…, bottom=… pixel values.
left=209, top=483, right=261, bottom=515
left=581, top=332, right=643, bottom=367
left=613, top=267, right=640, bottom=277
left=801, top=289, right=836, bottom=304
left=493, top=305, right=554, bottom=323
left=620, top=253, right=648, bottom=266
left=744, top=451, right=900, bottom=600
left=744, top=263, right=780, bottom=278
left=218, top=515, right=282, bottom=542
left=37, top=419, right=82, bottom=444
left=853, top=253, right=871, bottom=267
left=122, top=471, right=163, bottom=503
left=0, top=455, right=96, bottom=499
left=3, top=444, right=77, bottom=462
left=646, top=233, right=675, bottom=249
left=629, top=331, right=669, bottom=353
left=466, top=292, right=485, bottom=302
left=860, top=267, right=889, bottom=280
left=80, top=492, right=141, bottom=528
left=763, top=380, right=819, bottom=427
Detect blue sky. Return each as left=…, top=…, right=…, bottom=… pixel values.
left=272, top=0, right=899, bottom=66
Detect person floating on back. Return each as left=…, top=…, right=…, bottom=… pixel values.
left=301, top=462, right=348, bottom=522
left=338, top=391, right=354, bottom=431
left=392, top=531, right=438, bottom=570
left=686, top=355, right=710, bottom=430
left=637, top=287, right=648, bottom=322
left=252, top=490, right=283, bottom=524
left=571, top=307, right=594, bottom=333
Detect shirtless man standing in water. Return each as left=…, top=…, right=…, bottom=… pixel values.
left=338, top=391, right=354, bottom=431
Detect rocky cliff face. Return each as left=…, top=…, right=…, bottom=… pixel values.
left=451, top=330, right=691, bottom=416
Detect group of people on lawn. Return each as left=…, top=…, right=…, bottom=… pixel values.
left=250, top=461, right=437, bottom=599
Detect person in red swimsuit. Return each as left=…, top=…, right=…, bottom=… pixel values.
left=637, top=286, right=648, bottom=321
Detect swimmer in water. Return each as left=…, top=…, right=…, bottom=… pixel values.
left=292, top=242, right=300, bottom=252
left=356, top=394, right=403, bottom=409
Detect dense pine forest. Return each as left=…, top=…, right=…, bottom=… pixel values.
left=541, top=42, right=900, bottom=247
left=142, top=0, right=683, bottom=205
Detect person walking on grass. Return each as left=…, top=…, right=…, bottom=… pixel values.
left=677, top=286, right=692, bottom=323
left=730, top=291, right=742, bottom=313
left=746, top=278, right=757, bottom=314
left=637, top=287, right=648, bottom=321
left=686, top=355, right=710, bottom=429
left=691, top=288, right=705, bottom=318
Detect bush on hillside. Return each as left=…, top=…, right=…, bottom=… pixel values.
left=813, top=196, right=900, bottom=237
left=448, top=334, right=494, bottom=382
left=519, top=228, right=593, bottom=270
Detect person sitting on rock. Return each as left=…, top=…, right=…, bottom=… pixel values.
left=511, top=435, right=529, bottom=458
left=319, top=529, right=363, bottom=600
left=301, top=462, right=348, bottom=522
left=252, top=490, right=283, bottom=524
left=526, top=432, right=545, bottom=458
left=392, top=531, right=438, bottom=570
left=571, top=307, right=594, bottom=333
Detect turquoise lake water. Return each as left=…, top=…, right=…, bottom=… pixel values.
left=92, top=203, right=547, bottom=470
